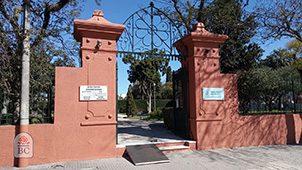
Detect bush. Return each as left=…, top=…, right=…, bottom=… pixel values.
left=162, top=107, right=174, bottom=130
left=151, top=99, right=172, bottom=111
left=135, top=99, right=147, bottom=113
left=149, top=110, right=163, bottom=120
left=118, top=99, right=148, bottom=114
left=118, top=99, right=172, bottom=114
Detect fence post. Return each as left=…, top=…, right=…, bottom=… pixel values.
left=116, top=62, right=118, bottom=144
left=292, top=80, right=296, bottom=114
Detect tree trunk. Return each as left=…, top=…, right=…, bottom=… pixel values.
left=13, top=99, right=20, bottom=124
left=147, top=93, right=152, bottom=113
left=1, top=96, right=9, bottom=115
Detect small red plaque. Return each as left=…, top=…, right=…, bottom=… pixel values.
left=14, top=132, right=33, bottom=158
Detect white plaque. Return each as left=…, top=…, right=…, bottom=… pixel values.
left=14, top=132, right=34, bottom=158
left=80, top=85, right=107, bottom=101
left=203, top=88, right=224, bottom=100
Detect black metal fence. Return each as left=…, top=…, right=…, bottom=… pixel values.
left=173, top=67, right=189, bottom=139
left=0, top=83, right=54, bottom=125
left=239, top=80, right=302, bottom=115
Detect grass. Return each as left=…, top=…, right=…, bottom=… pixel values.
left=126, top=115, right=163, bottom=121
left=127, top=116, right=148, bottom=120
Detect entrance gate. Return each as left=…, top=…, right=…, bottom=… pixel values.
left=173, top=67, right=189, bottom=139
left=116, top=2, right=189, bottom=139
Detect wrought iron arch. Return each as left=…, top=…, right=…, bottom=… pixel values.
left=117, top=2, right=187, bottom=61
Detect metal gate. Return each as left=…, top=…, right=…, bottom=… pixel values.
left=116, top=2, right=186, bottom=59
left=173, top=67, right=189, bottom=139
left=116, top=2, right=188, bottom=139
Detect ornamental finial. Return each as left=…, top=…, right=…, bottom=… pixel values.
left=194, top=22, right=205, bottom=32
left=93, top=10, right=104, bottom=17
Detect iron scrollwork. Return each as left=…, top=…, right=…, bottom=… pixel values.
left=117, top=2, right=186, bottom=60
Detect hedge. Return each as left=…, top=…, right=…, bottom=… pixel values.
left=118, top=99, right=173, bottom=113
left=118, top=99, right=147, bottom=113
left=162, top=107, right=174, bottom=130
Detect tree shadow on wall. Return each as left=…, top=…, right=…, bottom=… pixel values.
left=285, top=114, right=296, bottom=144
left=300, top=114, right=302, bottom=144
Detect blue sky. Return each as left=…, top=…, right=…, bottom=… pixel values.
left=78, top=0, right=292, bottom=95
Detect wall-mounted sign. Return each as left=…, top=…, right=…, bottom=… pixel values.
left=14, top=132, right=33, bottom=158
left=80, top=85, right=107, bottom=101
left=203, top=88, right=224, bottom=100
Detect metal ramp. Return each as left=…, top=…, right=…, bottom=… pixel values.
left=125, top=144, right=169, bottom=166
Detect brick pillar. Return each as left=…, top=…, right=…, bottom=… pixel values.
left=175, top=23, right=238, bottom=149
left=73, top=10, right=125, bottom=126
left=54, top=10, right=125, bottom=160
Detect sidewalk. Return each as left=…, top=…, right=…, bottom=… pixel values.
left=2, top=145, right=302, bottom=170
left=2, top=116, right=302, bottom=169
left=117, top=114, right=184, bottom=145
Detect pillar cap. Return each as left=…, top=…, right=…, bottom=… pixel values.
left=74, top=10, right=125, bottom=42
left=192, top=22, right=228, bottom=41
left=176, top=22, right=228, bottom=47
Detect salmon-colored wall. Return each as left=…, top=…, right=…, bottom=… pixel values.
left=176, top=22, right=302, bottom=150
left=0, top=14, right=301, bottom=169
left=0, top=10, right=125, bottom=168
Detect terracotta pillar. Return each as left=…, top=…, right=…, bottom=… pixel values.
left=175, top=23, right=238, bottom=149
left=73, top=10, right=124, bottom=126
left=53, top=10, right=125, bottom=160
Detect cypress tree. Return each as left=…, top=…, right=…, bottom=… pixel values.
left=126, top=85, right=138, bottom=117
left=166, top=66, right=172, bottom=83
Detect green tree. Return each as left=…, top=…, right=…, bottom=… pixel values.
left=160, top=0, right=262, bottom=73
left=123, top=53, right=169, bottom=113
left=126, top=85, right=138, bottom=117
left=287, top=40, right=302, bottom=57
left=261, top=40, right=302, bottom=78
left=261, top=48, right=291, bottom=69
left=204, top=0, right=262, bottom=73
left=255, top=0, right=302, bottom=42
left=131, top=82, right=146, bottom=99
left=161, top=82, right=173, bottom=99
left=287, top=40, right=302, bottom=78
left=0, top=0, right=101, bottom=123
left=165, top=66, right=172, bottom=82
left=238, top=66, right=299, bottom=112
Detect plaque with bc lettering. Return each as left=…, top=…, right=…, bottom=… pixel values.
left=14, top=132, right=34, bottom=158
left=203, top=88, right=224, bottom=100
left=80, top=85, right=107, bottom=101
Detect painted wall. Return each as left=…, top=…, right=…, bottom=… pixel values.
left=0, top=15, right=301, bottom=169
left=177, top=22, right=302, bottom=150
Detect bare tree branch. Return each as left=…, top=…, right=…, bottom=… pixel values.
left=0, top=2, right=22, bottom=43
left=32, top=0, right=71, bottom=47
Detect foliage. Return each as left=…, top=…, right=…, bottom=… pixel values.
left=148, top=109, right=163, bottom=120
left=118, top=100, right=126, bottom=113
left=158, top=0, right=263, bottom=73
left=261, top=48, right=292, bottom=69
left=287, top=39, right=302, bottom=58
left=261, top=40, right=302, bottom=77
left=288, top=40, right=302, bottom=76
left=204, top=0, right=262, bottom=73
left=152, top=99, right=172, bottom=111
left=255, top=0, right=302, bottom=42
left=135, top=99, right=148, bottom=113
left=123, top=52, right=170, bottom=113
left=160, top=82, right=173, bottom=99
left=126, top=86, right=138, bottom=117
left=165, top=66, right=172, bottom=82
left=118, top=99, right=172, bottom=114
left=0, top=0, right=95, bottom=123
left=238, top=66, right=300, bottom=112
